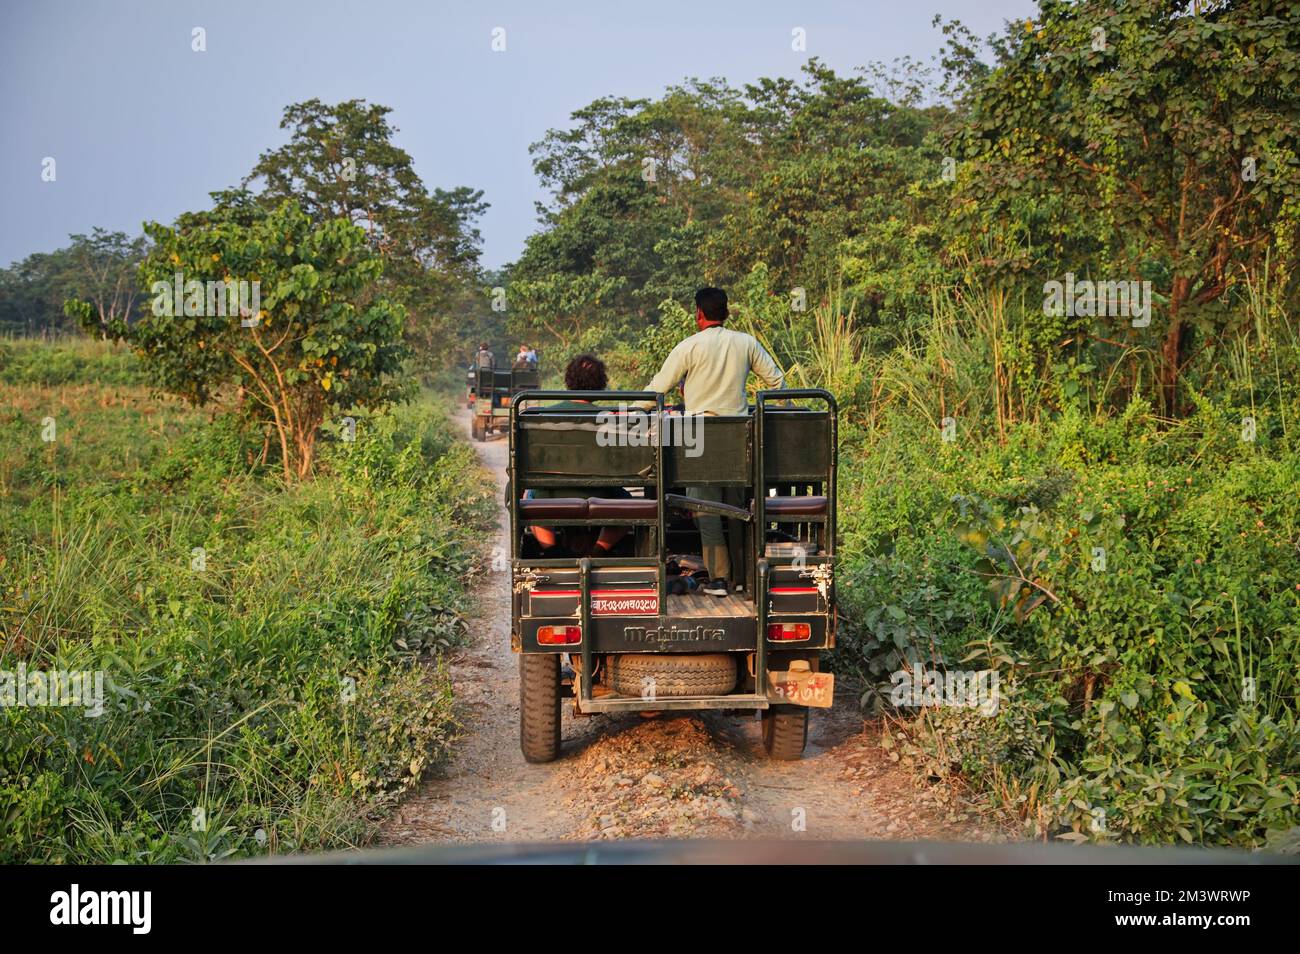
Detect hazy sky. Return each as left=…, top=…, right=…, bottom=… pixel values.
left=1, top=0, right=1036, bottom=270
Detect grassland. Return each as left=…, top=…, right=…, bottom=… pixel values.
left=0, top=338, right=495, bottom=862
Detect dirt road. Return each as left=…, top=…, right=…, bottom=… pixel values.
left=380, top=405, right=1008, bottom=845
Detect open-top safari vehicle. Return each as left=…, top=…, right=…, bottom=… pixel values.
left=508, top=388, right=837, bottom=761
left=471, top=364, right=540, bottom=441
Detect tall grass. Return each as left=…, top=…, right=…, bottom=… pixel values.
left=731, top=270, right=1300, bottom=846
left=1, top=343, right=495, bottom=862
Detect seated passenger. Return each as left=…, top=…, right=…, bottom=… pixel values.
left=524, top=353, right=630, bottom=558
left=512, top=344, right=537, bottom=370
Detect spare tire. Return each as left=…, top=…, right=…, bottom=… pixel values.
left=609, top=653, right=737, bottom=698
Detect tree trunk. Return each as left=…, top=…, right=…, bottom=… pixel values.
left=1160, top=276, right=1191, bottom=416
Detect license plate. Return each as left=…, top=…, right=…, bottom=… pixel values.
left=766, top=670, right=834, bottom=707
left=591, top=590, right=658, bottom=616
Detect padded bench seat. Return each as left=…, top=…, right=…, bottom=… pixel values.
left=518, top=497, right=588, bottom=519
left=587, top=497, right=658, bottom=519
left=519, top=497, right=658, bottom=520
left=764, top=495, right=828, bottom=517
left=521, top=496, right=825, bottom=520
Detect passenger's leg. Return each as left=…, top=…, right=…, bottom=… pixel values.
left=592, top=485, right=632, bottom=554
left=526, top=487, right=559, bottom=550
left=593, top=526, right=627, bottom=553
left=722, top=487, right=744, bottom=590
left=689, top=485, right=731, bottom=582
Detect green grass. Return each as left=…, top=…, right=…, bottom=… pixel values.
left=0, top=340, right=495, bottom=862
left=0, top=336, right=147, bottom=388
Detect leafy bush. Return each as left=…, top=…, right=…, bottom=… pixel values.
left=835, top=390, right=1300, bottom=847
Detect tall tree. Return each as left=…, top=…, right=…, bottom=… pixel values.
left=67, top=197, right=408, bottom=480
left=244, top=99, right=488, bottom=362
left=63, top=229, right=148, bottom=338
left=951, top=0, right=1300, bottom=413
left=512, top=63, right=944, bottom=353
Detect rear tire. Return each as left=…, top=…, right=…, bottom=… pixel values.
left=471, top=417, right=484, bottom=441
left=520, top=653, right=561, bottom=763
left=761, top=705, right=808, bottom=760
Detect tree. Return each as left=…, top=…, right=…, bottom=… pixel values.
left=506, top=271, right=626, bottom=354
left=951, top=0, right=1300, bottom=413
left=63, top=229, right=148, bottom=338
left=0, top=230, right=145, bottom=337
left=67, top=197, right=408, bottom=480
left=0, top=252, right=68, bottom=336
left=243, top=99, right=487, bottom=362
left=512, top=64, right=946, bottom=348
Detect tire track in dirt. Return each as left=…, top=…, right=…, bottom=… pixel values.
left=380, top=403, right=1010, bottom=847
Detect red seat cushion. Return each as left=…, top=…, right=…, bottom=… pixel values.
left=765, top=495, right=828, bottom=517
left=519, top=497, right=588, bottom=519
left=587, top=497, right=658, bottom=519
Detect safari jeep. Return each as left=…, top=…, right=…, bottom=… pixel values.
left=508, top=388, right=837, bottom=761
left=471, top=364, right=540, bottom=441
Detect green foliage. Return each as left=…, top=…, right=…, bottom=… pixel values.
left=0, top=336, right=146, bottom=387
left=834, top=392, right=1300, bottom=847
left=951, top=0, right=1300, bottom=411
left=68, top=198, right=410, bottom=480
left=511, top=63, right=944, bottom=351
left=244, top=98, right=490, bottom=366
left=0, top=229, right=146, bottom=337
left=0, top=350, right=495, bottom=862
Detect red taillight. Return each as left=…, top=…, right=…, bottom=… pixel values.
left=537, top=625, right=581, bottom=645
left=767, top=622, right=811, bottom=641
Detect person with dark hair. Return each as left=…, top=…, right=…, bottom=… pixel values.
left=564, top=352, right=606, bottom=391
left=645, top=287, right=783, bottom=415
left=475, top=341, right=495, bottom=368
left=525, top=353, right=628, bottom=557
left=642, top=286, right=786, bottom=596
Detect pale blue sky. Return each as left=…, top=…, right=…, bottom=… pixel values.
left=1, top=0, right=1036, bottom=270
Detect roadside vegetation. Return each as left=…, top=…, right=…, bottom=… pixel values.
left=1, top=338, right=494, bottom=862
left=3, top=90, right=503, bottom=863
left=506, top=2, right=1300, bottom=848
left=3, top=1, right=1297, bottom=856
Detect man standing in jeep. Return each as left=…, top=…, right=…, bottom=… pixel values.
left=643, top=287, right=785, bottom=596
